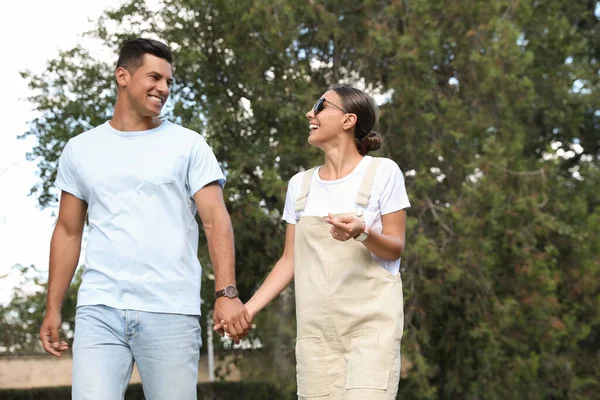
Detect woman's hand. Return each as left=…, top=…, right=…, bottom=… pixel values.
left=215, top=302, right=257, bottom=340
left=326, top=213, right=365, bottom=241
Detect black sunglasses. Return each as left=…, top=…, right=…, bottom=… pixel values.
left=313, top=98, right=347, bottom=115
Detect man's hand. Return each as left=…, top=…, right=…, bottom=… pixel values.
left=41, top=191, right=86, bottom=357
left=39, top=311, right=69, bottom=357
left=215, top=301, right=258, bottom=342
left=213, top=297, right=251, bottom=344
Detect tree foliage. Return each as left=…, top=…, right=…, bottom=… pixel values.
left=0, top=265, right=81, bottom=352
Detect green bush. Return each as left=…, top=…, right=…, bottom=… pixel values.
left=0, top=382, right=294, bottom=400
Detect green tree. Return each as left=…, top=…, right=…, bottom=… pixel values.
left=0, top=265, right=81, bottom=353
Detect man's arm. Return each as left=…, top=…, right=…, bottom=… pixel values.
left=215, top=224, right=295, bottom=336
left=39, top=191, right=87, bottom=356
left=193, top=182, right=251, bottom=343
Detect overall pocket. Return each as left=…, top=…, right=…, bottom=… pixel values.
left=296, top=336, right=330, bottom=398
left=345, top=331, right=390, bottom=390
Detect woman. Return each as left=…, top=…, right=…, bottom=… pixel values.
left=221, top=85, right=410, bottom=399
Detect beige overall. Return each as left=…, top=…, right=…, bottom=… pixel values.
left=293, top=158, right=404, bottom=400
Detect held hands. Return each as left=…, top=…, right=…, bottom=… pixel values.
left=326, top=213, right=365, bottom=242
left=212, top=297, right=252, bottom=344
left=39, top=311, right=69, bottom=357
left=214, top=302, right=257, bottom=344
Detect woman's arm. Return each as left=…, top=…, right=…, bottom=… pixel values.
left=360, top=210, right=406, bottom=260
left=245, top=223, right=296, bottom=317
left=215, top=223, right=295, bottom=334
left=327, top=209, right=407, bottom=261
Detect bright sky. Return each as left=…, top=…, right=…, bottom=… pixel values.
left=0, top=0, right=126, bottom=303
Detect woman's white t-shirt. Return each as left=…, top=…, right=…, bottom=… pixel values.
left=282, top=156, right=411, bottom=274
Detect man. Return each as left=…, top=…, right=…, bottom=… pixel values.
left=38, top=38, right=251, bottom=400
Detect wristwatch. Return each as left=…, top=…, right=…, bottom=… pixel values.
left=353, top=223, right=369, bottom=242
left=215, top=285, right=239, bottom=299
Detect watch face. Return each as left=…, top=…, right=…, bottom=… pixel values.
left=224, top=286, right=238, bottom=298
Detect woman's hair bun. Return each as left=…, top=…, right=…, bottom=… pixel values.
left=362, top=130, right=383, bottom=153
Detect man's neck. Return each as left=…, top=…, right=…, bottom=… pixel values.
left=110, top=101, right=162, bottom=132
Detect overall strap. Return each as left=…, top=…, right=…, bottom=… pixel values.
left=295, top=167, right=318, bottom=213
left=355, top=158, right=383, bottom=214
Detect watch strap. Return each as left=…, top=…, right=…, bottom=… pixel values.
left=353, top=222, right=369, bottom=242
left=215, top=285, right=239, bottom=299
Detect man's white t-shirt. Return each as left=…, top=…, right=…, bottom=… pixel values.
left=282, top=156, right=410, bottom=274
left=55, top=121, right=225, bottom=315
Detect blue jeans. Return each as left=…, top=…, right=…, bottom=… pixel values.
left=72, top=305, right=202, bottom=400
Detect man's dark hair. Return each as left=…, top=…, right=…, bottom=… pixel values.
left=116, top=38, right=173, bottom=71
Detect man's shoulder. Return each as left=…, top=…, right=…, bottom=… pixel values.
left=162, top=121, right=205, bottom=143
left=67, top=123, right=109, bottom=147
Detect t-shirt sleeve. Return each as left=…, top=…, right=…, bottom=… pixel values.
left=187, top=136, right=226, bottom=197
left=378, top=160, right=411, bottom=215
left=282, top=173, right=302, bottom=225
left=54, top=140, right=85, bottom=201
